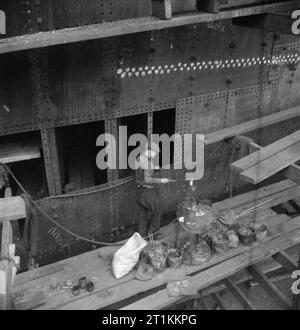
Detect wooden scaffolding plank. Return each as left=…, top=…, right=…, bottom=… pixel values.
left=231, top=130, right=300, bottom=173
left=0, top=142, right=41, bottom=164
left=0, top=1, right=298, bottom=55
left=223, top=278, right=256, bottom=310
left=285, top=164, right=300, bottom=185
left=0, top=197, right=26, bottom=223
left=17, top=212, right=288, bottom=310
left=247, top=265, right=292, bottom=309
left=212, top=293, right=226, bottom=310
left=122, top=218, right=300, bottom=310
left=13, top=180, right=295, bottom=310
left=240, top=142, right=300, bottom=185
left=204, top=106, right=300, bottom=145
left=272, top=252, right=298, bottom=273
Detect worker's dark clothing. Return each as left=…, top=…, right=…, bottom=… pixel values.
left=137, top=186, right=162, bottom=237
left=136, top=155, right=163, bottom=238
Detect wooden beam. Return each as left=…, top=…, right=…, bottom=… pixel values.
left=240, top=142, right=300, bottom=184
left=0, top=142, right=41, bottom=164
left=123, top=218, right=300, bottom=310
left=205, top=106, right=300, bottom=145
left=272, top=252, right=298, bottom=273
left=0, top=1, right=298, bottom=55
left=247, top=265, right=292, bottom=310
left=152, top=0, right=172, bottom=20
left=231, top=130, right=300, bottom=173
left=285, top=164, right=300, bottom=185
left=0, top=188, right=14, bottom=310
left=234, top=12, right=299, bottom=35
left=223, top=278, right=256, bottom=310
left=0, top=197, right=26, bottom=223
left=212, top=293, right=226, bottom=310
left=41, top=128, right=63, bottom=196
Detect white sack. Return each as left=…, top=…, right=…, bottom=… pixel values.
left=112, top=232, right=147, bottom=279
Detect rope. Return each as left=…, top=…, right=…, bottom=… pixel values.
left=0, top=163, right=176, bottom=247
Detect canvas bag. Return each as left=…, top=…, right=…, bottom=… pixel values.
left=112, top=232, right=147, bottom=279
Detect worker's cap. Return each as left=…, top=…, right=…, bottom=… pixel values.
left=144, top=141, right=160, bottom=154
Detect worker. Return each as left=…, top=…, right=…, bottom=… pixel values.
left=135, top=141, right=174, bottom=238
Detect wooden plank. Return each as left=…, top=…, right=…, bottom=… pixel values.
left=205, top=106, right=300, bottom=145
left=0, top=1, right=297, bottom=54
left=35, top=213, right=293, bottom=310
left=13, top=210, right=286, bottom=310
left=213, top=179, right=297, bottom=213
left=234, top=12, right=298, bottom=35
left=272, top=252, right=298, bottom=273
left=223, top=278, right=256, bottom=310
left=122, top=218, right=300, bottom=310
left=0, top=143, right=41, bottom=164
left=13, top=180, right=295, bottom=310
left=0, top=188, right=13, bottom=310
left=240, top=142, right=300, bottom=185
left=247, top=265, right=292, bottom=309
left=0, top=197, right=26, bottom=223
left=152, top=0, right=172, bottom=19
left=285, top=164, right=300, bottom=185
left=212, top=293, right=226, bottom=310
left=232, top=130, right=300, bottom=173
left=41, top=128, right=62, bottom=196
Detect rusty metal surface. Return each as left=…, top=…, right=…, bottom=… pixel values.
left=0, top=23, right=299, bottom=135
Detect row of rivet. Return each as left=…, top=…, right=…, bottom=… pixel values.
left=117, top=53, right=300, bottom=79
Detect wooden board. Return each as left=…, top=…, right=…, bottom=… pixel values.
left=285, top=164, right=300, bottom=185
left=231, top=130, right=300, bottom=173
left=30, top=213, right=289, bottom=310
left=0, top=1, right=297, bottom=54
left=0, top=143, right=41, bottom=164
left=0, top=197, right=26, bottom=223
left=240, top=142, right=300, bottom=184
left=204, top=106, right=300, bottom=145
left=123, top=216, right=300, bottom=310
left=13, top=179, right=300, bottom=310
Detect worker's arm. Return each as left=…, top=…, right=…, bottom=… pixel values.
left=144, top=169, right=172, bottom=184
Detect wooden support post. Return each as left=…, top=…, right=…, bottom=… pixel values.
left=41, top=128, right=63, bottom=196
left=223, top=278, right=256, bottom=310
left=212, top=293, right=226, bottom=310
left=0, top=188, right=14, bottom=310
left=285, top=164, right=300, bottom=185
left=203, top=0, right=220, bottom=13
left=272, top=252, right=298, bottom=274
left=152, top=0, right=172, bottom=20
left=247, top=265, right=292, bottom=310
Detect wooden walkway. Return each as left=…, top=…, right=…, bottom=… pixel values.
left=14, top=179, right=300, bottom=310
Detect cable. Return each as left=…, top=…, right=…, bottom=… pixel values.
left=49, top=177, right=135, bottom=199
left=1, top=163, right=176, bottom=246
